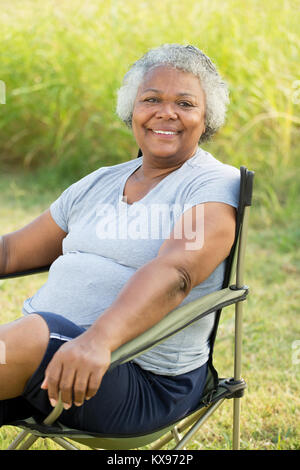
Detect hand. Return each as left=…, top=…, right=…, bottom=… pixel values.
left=41, top=330, right=111, bottom=410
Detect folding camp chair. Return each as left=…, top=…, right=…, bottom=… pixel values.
left=1, top=165, right=254, bottom=451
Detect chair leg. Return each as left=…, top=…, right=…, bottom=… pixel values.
left=15, top=433, right=39, bottom=450
left=233, top=397, right=241, bottom=450
left=149, top=430, right=173, bottom=450
left=52, top=437, right=81, bottom=450
left=171, top=427, right=182, bottom=444
left=150, top=405, right=216, bottom=450
left=232, top=297, right=244, bottom=450
left=174, top=399, right=225, bottom=450
left=6, top=430, right=31, bottom=450
left=171, top=427, right=186, bottom=449
left=6, top=429, right=39, bottom=450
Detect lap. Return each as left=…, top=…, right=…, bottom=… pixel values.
left=21, top=312, right=208, bottom=435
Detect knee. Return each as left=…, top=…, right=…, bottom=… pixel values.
left=0, top=314, right=50, bottom=368
left=21, top=314, right=50, bottom=357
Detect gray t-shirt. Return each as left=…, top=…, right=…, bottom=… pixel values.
left=23, top=147, right=240, bottom=375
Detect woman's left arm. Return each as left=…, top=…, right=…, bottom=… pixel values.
left=42, top=202, right=236, bottom=409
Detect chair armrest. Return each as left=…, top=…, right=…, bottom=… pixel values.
left=110, top=286, right=248, bottom=370
left=0, top=266, right=50, bottom=279
left=43, top=286, right=249, bottom=424
left=0, top=267, right=247, bottom=369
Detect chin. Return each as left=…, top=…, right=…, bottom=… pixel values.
left=146, top=144, right=181, bottom=158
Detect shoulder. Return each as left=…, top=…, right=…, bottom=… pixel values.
left=77, top=157, right=140, bottom=184
left=180, top=148, right=240, bottom=208
left=60, top=157, right=140, bottom=196
left=186, top=148, right=240, bottom=180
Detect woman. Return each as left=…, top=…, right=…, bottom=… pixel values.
left=0, top=44, right=239, bottom=434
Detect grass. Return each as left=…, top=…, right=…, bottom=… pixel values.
left=0, top=170, right=299, bottom=451
left=0, top=0, right=299, bottom=451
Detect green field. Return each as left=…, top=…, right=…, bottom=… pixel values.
left=0, top=0, right=300, bottom=450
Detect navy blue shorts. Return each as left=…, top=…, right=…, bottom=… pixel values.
left=6, top=312, right=208, bottom=435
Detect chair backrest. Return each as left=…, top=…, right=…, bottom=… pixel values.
left=205, top=166, right=254, bottom=392
left=224, top=166, right=254, bottom=288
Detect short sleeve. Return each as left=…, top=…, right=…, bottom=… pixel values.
left=183, top=164, right=240, bottom=212
left=49, top=167, right=107, bottom=233
left=50, top=182, right=79, bottom=233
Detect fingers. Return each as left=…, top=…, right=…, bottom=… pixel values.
left=45, top=363, right=85, bottom=409
left=69, top=370, right=104, bottom=407
left=45, top=361, right=63, bottom=408
left=72, top=371, right=91, bottom=407
left=86, top=371, right=103, bottom=402
left=43, top=362, right=103, bottom=410
left=40, top=333, right=111, bottom=410
left=59, top=366, right=76, bottom=409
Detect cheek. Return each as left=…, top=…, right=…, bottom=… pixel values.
left=132, top=106, right=147, bottom=131
left=131, top=110, right=142, bottom=137
left=187, top=113, right=205, bottom=135
left=131, top=110, right=149, bottom=145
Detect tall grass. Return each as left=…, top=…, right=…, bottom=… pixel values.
left=0, top=0, right=299, bottom=227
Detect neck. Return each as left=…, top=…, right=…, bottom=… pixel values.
left=137, top=147, right=199, bottom=182
left=135, top=162, right=182, bottom=182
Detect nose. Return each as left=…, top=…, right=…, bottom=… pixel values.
left=155, top=102, right=178, bottom=120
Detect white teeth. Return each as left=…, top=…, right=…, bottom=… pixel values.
left=152, top=130, right=177, bottom=135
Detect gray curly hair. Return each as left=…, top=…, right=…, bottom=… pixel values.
left=116, top=44, right=229, bottom=142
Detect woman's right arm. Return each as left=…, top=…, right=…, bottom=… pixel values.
left=0, top=209, right=67, bottom=275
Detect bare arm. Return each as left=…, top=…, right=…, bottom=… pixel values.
left=0, top=209, right=67, bottom=275
left=92, top=202, right=236, bottom=350
left=42, top=202, right=236, bottom=409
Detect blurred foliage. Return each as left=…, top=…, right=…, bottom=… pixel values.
left=0, top=0, right=299, bottom=226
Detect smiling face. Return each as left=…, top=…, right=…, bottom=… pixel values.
left=132, top=65, right=206, bottom=166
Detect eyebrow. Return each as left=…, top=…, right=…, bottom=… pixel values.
left=141, top=88, right=197, bottom=98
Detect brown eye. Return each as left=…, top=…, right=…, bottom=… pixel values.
left=178, top=101, right=193, bottom=107
left=144, top=97, right=159, bottom=103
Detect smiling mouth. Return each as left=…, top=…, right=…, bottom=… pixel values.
left=150, top=129, right=180, bottom=136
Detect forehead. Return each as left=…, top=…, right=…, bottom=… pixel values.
left=138, top=65, right=204, bottom=97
